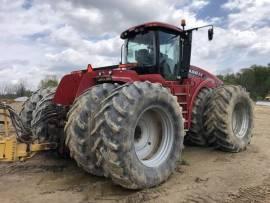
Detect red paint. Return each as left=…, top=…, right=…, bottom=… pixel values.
left=76, top=71, right=97, bottom=97
left=53, top=71, right=84, bottom=105
left=53, top=64, right=222, bottom=130
left=87, top=64, right=94, bottom=72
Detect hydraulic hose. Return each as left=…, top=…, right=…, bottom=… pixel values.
left=0, top=102, right=33, bottom=143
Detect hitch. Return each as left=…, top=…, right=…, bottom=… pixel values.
left=0, top=136, right=57, bottom=161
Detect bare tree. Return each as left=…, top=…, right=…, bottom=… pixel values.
left=15, top=80, right=27, bottom=97
left=0, top=80, right=32, bottom=98
left=0, top=83, right=6, bottom=95
left=38, top=75, right=58, bottom=89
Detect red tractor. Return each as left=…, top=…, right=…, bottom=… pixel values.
left=20, top=21, right=254, bottom=189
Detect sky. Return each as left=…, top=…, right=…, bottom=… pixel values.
left=0, top=0, right=270, bottom=89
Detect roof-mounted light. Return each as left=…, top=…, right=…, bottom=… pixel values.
left=181, top=19, right=186, bottom=30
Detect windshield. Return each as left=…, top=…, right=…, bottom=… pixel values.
left=124, top=31, right=156, bottom=66
left=159, top=31, right=180, bottom=80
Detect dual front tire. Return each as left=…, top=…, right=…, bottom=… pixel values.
left=64, top=83, right=119, bottom=176
left=66, top=81, right=185, bottom=189
left=91, top=82, right=185, bottom=189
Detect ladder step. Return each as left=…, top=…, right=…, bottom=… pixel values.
left=175, top=93, right=187, bottom=96
left=179, top=102, right=187, bottom=105
left=182, top=111, right=188, bottom=114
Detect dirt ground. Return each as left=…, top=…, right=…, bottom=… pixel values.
left=0, top=105, right=270, bottom=203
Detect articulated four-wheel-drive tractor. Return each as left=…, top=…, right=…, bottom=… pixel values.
left=4, top=21, right=254, bottom=189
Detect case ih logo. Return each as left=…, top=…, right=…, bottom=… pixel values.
left=189, top=69, right=204, bottom=78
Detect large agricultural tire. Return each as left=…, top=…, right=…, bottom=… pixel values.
left=204, top=85, right=254, bottom=152
left=92, top=81, right=185, bottom=189
left=185, top=88, right=212, bottom=146
left=19, top=88, right=56, bottom=141
left=65, top=83, right=119, bottom=176
left=31, top=87, right=67, bottom=146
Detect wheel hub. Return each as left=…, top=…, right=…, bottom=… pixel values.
left=232, top=102, right=250, bottom=138
left=134, top=106, right=174, bottom=167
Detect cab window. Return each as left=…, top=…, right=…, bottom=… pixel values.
left=159, top=31, right=180, bottom=80
left=125, top=31, right=156, bottom=67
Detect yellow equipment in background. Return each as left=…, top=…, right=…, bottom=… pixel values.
left=0, top=102, right=57, bottom=162
left=0, top=136, right=57, bottom=162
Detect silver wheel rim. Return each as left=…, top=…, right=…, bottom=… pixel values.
left=232, top=102, right=250, bottom=138
left=134, top=106, right=174, bottom=167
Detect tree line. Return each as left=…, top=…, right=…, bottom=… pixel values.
left=0, top=75, right=58, bottom=99
left=217, top=64, right=270, bottom=100
left=1, top=64, right=269, bottom=101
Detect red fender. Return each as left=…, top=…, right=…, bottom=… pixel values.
left=53, top=71, right=84, bottom=106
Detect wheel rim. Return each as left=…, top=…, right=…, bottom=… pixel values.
left=232, top=102, right=250, bottom=138
left=134, top=106, right=174, bottom=167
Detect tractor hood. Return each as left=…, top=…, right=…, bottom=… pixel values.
left=189, top=65, right=223, bottom=86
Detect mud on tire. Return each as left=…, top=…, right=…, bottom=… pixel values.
left=31, top=87, right=66, bottom=145
left=20, top=88, right=53, bottom=129
left=185, top=88, right=212, bottom=146
left=92, top=81, right=185, bottom=189
left=204, top=85, right=254, bottom=152
left=65, top=83, right=119, bottom=176
left=19, top=88, right=57, bottom=141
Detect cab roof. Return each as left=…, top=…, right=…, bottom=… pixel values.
left=120, top=22, right=183, bottom=39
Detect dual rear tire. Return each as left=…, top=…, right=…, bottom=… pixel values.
left=204, top=85, right=254, bottom=152
left=185, top=88, right=212, bottom=146
left=185, top=85, right=253, bottom=152
left=20, top=87, right=66, bottom=146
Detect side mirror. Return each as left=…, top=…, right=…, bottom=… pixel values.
left=208, top=28, right=214, bottom=41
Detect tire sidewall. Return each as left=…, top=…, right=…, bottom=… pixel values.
left=119, top=92, right=184, bottom=187
left=227, top=92, right=253, bottom=147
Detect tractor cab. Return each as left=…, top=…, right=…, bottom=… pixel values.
left=54, top=21, right=215, bottom=106
left=121, top=21, right=213, bottom=80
